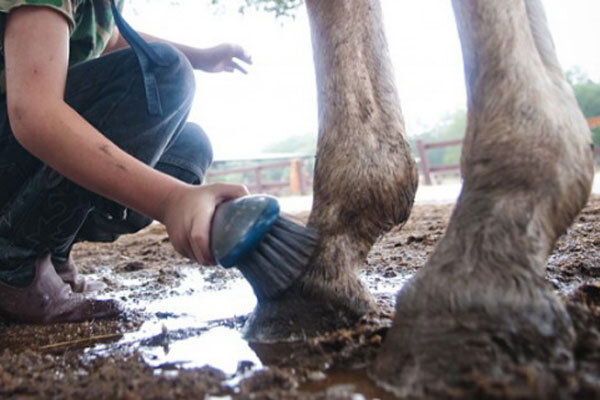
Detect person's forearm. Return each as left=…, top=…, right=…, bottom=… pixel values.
left=13, top=100, right=187, bottom=223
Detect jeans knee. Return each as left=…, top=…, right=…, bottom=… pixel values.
left=149, top=42, right=196, bottom=114
left=190, top=123, right=214, bottom=169
left=159, top=122, right=213, bottom=183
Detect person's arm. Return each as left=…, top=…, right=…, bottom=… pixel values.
left=4, top=6, right=247, bottom=265
left=103, top=26, right=252, bottom=73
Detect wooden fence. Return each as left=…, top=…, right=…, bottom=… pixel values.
left=207, top=117, right=600, bottom=191
left=206, top=156, right=313, bottom=195
left=417, top=116, right=600, bottom=185
left=416, top=138, right=462, bottom=185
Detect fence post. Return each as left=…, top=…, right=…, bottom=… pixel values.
left=417, top=139, right=432, bottom=185
left=298, top=159, right=306, bottom=195
left=255, top=166, right=263, bottom=193
left=588, top=116, right=600, bottom=128
left=289, top=159, right=304, bottom=195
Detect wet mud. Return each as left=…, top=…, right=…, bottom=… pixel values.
left=0, top=199, right=599, bottom=399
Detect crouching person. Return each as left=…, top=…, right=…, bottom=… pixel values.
left=0, top=0, right=250, bottom=323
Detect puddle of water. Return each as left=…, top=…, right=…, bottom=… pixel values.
left=131, top=274, right=261, bottom=374
left=145, top=274, right=256, bottom=323
left=90, top=268, right=260, bottom=375
left=143, top=326, right=261, bottom=374
left=300, top=369, right=395, bottom=400
left=88, top=265, right=410, bottom=395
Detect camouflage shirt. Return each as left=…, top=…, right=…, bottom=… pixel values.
left=0, top=0, right=124, bottom=93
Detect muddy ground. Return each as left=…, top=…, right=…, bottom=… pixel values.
left=0, top=198, right=599, bottom=399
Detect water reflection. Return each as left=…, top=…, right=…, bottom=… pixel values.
left=142, top=326, right=261, bottom=374
left=145, top=275, right=257, bottom=326
left=89, top=265, right=408, bottom=385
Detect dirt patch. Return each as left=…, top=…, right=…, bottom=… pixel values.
left=0, top=199, right=599, bottom=399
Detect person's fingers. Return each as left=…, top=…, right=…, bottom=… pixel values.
left=212, top=183, right=249, bottom=201
left=190, top=216, right=215, bottom=265
left=231, top=44, right=252, bottom=64
left=188, top=230, right=206, bottom=265
left=230, top=60, right=247, bottom=74
left=171, top=234, right=195, bottom=261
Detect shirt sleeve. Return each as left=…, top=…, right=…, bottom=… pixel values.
left=0, top=0, right=75, bottom=29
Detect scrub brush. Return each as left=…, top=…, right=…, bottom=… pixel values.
left=210, top=195, right=318, bottom=299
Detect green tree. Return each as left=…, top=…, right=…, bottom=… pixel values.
left=409, top=110, right=466, bottom=168
left=210, top=0, right=303, bottom=17
left=567, top=68, right=600, bottom=147
left=128, top=0, right=302, bottom=18
left=263, top=132, right=317, bottom=154
left=411, top=68, right=600, bottom=168
left=262, top=133, right=316, bottom=182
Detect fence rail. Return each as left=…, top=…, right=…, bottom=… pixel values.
left=416, top=138, right=462, bottom=185
left=206, top=117, right=600, bottom=191
left=417, top=116, right=600, bottom=185
left=206, top=156, right=313, bottom=195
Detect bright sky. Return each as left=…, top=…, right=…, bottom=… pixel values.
left=126, top=0, right=600, bottom=159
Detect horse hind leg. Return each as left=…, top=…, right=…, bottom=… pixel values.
left=371, top=0, right=593, bottom=397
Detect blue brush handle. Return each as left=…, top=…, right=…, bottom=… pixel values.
left=210, top=195, right=280, bottom=268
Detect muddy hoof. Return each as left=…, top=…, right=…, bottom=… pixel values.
left=243, top=274, right=376, bottom=342
left=371, top=271, right=576, bottom=399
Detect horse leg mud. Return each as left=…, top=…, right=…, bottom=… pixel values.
left=244, top=0, right=417, bottom=342
left=372, top=0, right=594, bottom=397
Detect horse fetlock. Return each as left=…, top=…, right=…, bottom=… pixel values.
left=310, top=140, right=418, bottom=247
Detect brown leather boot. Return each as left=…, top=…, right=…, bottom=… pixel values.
left=53, top=255, right=107, bottom=294
left=0, top=255, right=121, bottom=324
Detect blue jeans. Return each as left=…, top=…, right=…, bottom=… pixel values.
left=0, top=43, right=213, bottom=285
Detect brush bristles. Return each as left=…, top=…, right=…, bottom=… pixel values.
left=237, top=216, right=318, bottom=299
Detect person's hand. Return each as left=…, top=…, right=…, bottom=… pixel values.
left=160, top=183, right=249, bottom=265
left=193, top=43, right=252, bottom=74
